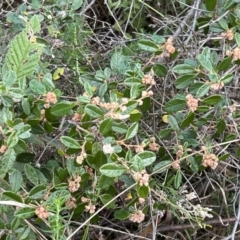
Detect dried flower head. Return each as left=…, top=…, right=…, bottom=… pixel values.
left=221, top=29, right=234, bottom=41
left=68, top=175, right=81, bottom=192
left=35, top=206, right=49, bottom=219
left=72, top=112, right=82, bottom=122
left=44, top=92, right=57, bottom=108
left=142, top=74, right=156, bottom=85
left=149, top=137, right=160, bottom=151
left=0, top=145, right=7, bottom=154
left=85, top=202, right=96, bottom=214
left=91, top=96, right=100, bottom=105
left=164, top=37, right=176, bottom=54
left=210, top=82, right=224, bottom=91
left=135, top=144, right=145, bottom=153
left=194, top=204, right=213, bottom=219
left=186, top=94, right=198, bottom=112
left=133, top=170, right=150, bottom=187
left=171, top=160, right=181, bottom=170
left=65, top=197, right=77, bottom=209
left=129, top=210, right=145, bottom=223
left=186, top=192, right=197, bottom=201
left=202, top=153, right=218, bottom=170
left=138, top=198, right=145, bottom=204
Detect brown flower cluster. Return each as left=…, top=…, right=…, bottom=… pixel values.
left=135, top=143, right=145, bottom=153
left=44, top=92, right=57, bottom=108
left=142, top=74, right=156, bottom=85
left=129, top=210, right=145, bottom=223
left=141, top=90, right=153, bottom=98
left=35, top=205, right=49, bottom=219
left=149, top=137, right=160, bottom=151
left=81, top=197, right=96, bottom=214
left=133, top=170, right=149, bottom=187
left=65, top=197, right=77, bottom=209
left=221, top=29, right=234, bottom=41
left=202, top=153, right=218, bottom=170
left=72, top=112, right=83, bottom=122
left=210, top=82, right=224, bottom=91
left=164, top=37, right=176, bottom=54
left=171, top=160, right=181, bottom=170
left=68, top=175, right=81, bottom=192
left=227, top=47, right=240, bottom=61
left=40, top=109, right=47, bottom=122
left=186, top=94, right=198, bottom=112
left=84, top=165, right=94, bottom=178
left=0, top=145, right=7, bottom=153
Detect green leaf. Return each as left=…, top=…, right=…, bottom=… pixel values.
left=130, top=84, right=140, bottom=99
left=174, top=170, right=182, bottom=189
left=131, top=155, right=144, bottom=172
left=205, top=0, right=217, bottom=11
left=100, top=163, right=126, bottom=177
left=1, top=95, right=14, bottom=107
left=196, top=84, right=210, bottom=98
left=16, top=152, right=35, bottom=163
left=168, top=115, right=180, bottom=132
left=2, top=149, right=16, bottom=175
left=137, top=185, right=149, bottom=198
left=114, top=209, right=130, bottom=220
left=181, top=112, right=194, bottom=128
left=112, top=122, right=128, bottom=134
left=153, top=64, right=167, bottom=77
left=164, top=99, right=186, bottom=113
left=29, top=185, right=47, bottom=199
left=24, top=164, right=39, bottom=185
left=221, top=74, right=233, bottom=84
left=218, top=57, right=232, bottom=71
left=124, top=77, right=142, bottom=86
left=197, top=54, right=213, bottom=72
left=172, top=64, right=195, bottom=74
left=98, top=175, right=114, bottom=189
left=136, top=151, right=156, bottom=167
left=71, top=0, right=83, bottom=10
left=130, top=109, right=142, bottom=122
left=202, top=95, right=222, bottom=105
left=21, top=98, right=31, bottom=115
left=2, top=70, right=17, bottom=87
left=84, top=82, right=93, bottom=97
left=138, top=40, right=159, bottom=52
left=110, top=52, right=130, bottom=74
left=153, top=160, right=172, bottom=173
left=29, top=79, right=46, bottom=94
left=174, top=74, right=196, bottom=89
left=99, top=118, right=113, bottom=135
left=99, top=194, right=115, bottom=209
left=235, top=32, right=240, bottom=47
left=9, top=170, right=23, bottom=192
left=50, top=102, right=75, bottom=116
left=14, top=207, right=35, bottom=219
left=3, top=191, right=22, bottom=202
left=218, top=18, right=228, bottom=31
left=125, top=122, right=138, bottom=140
left=7, top=131, right=19, bottom=148
left=18, top=124, right=31, bottom=139
left=4, top=30, right=43, bottom=79
left=99, top=83, right=108, bottom=97
left=122, top=100, right=138, bottom=114
left=87, top=151, right=107, bottom=170
left=60, top=136, right=81, bottom=149
left=85, top=104, right=104, bottom=118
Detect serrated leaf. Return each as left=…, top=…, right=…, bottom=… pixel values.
left=21, top=98, right=31, bottom=115
left=50, top=102, right=75, bottom=116
left=164, top=99, right=186, bottom=113
left=85, top=104, right=104, bottom=118
left=174, top=74, right=196, bottom=89
left=14, top=207, right=35, bottom=219
left=130, top=84, right=140, bottom=99
left=125, top=122, right=138, bottom=140
left=138, top=40, right=159, bottom=52
left=7, top=131, right=19, bottom=148
left=2, top=149, right=16, bottom=175
left=100, top=163, right=126, bottom=177
left=153, top=160, right=172, bottom=173
left=99, top=118, right=113, bottom=135
left=60, top=136, right=81, bottom=149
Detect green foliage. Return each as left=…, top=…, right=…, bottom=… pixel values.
left=0, top=0, right=239, bottom=239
